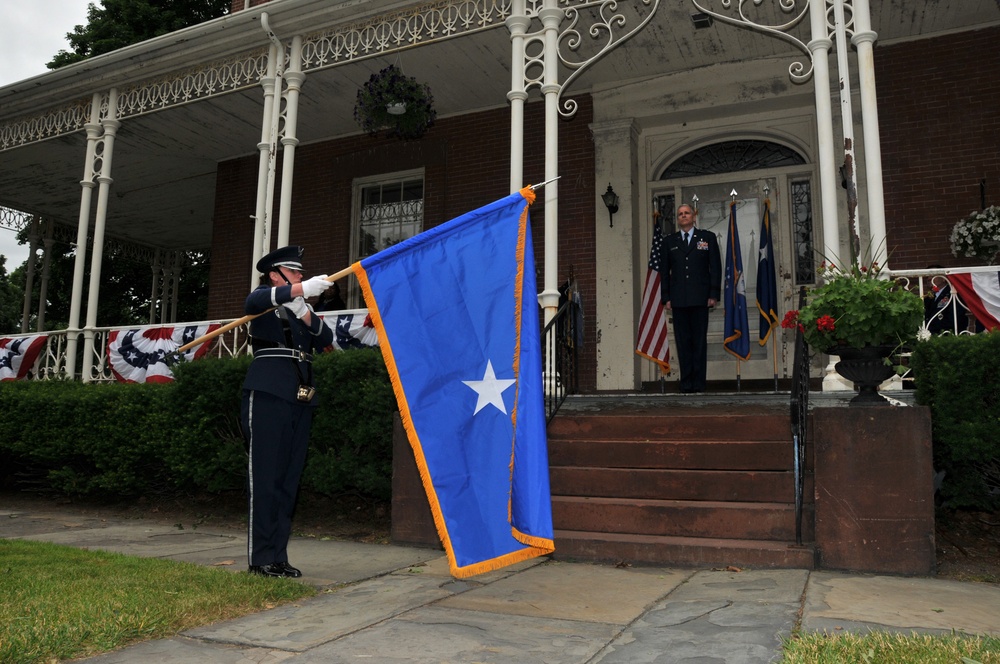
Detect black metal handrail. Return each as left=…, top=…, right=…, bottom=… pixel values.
left=542, top=301, right=579, bottom=422
left=789, top=285, right=810, bottom=545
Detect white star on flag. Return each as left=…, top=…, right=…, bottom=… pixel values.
left=462, top=360, right=516, bottom=415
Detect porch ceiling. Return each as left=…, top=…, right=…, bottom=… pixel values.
left=1, top=0, right=997, bottom=256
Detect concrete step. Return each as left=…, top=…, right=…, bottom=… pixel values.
left=549, top=466, right=811, bottom=503
left=549, top=438, right=805, bottom=471
left=553, top=530, right=816, bottom=570
left=552, top=496, right=815, bottom=542
left=548, top=411, right=791, bottom=441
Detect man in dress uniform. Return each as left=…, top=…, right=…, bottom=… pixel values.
left=660, top=204, right=722, bottom=393
left=241, top=245, right=335, bottom=578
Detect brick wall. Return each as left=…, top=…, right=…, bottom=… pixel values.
left=877, top=25, right=1000, bottom=269
left=208, top=96, right=598, bottom=391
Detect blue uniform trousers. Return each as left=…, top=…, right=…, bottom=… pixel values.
left=242, top=389, right=313, bottom=567
left=672, top=305, right=710, bottom=392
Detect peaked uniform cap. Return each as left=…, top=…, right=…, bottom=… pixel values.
left=256, top=245, right=304, bottom=273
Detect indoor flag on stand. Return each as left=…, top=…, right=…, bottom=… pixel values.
left=756, top=199, right=780, bottom=346
left=723, top=201, right=751, bottom=361
left=352, top=187, right=554, bottom=578
left=636, top=208, right=670, bottom=374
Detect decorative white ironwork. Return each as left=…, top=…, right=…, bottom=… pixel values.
left=301, top=0, right=511, bottom=66
left=116, top=51, right=269, bottom=118
left=1, top=0, right=513, bottom=152
left=0, top=206, right=34, bottom=232
left=689, top=0, right=814, bottom=82
left=554, top=0, right=661, bottom=117
left=0, top=99, right=92, bottom=151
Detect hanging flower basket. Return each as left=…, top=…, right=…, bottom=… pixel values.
left=950, top=206, right=1000, bottom=265
left=354, top=65, right=436, bottom=141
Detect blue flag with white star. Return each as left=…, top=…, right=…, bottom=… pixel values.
left=723, top=202, right=751, bottom=361
left=353, top=187, right=554, bottom=578
left=756, top=199, right=780, bottom=346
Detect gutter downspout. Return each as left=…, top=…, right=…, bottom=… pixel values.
left=250, top=11, right=285, bottom=286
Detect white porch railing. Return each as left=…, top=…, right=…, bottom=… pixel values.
left=887, top=265, right=998, bottom=337
left=4, top=267, right=996, bottom=384
left=10, top=318, right=253, bottom=383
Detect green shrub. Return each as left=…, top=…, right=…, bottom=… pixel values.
left=165, top=355, right=251, bottom=492
left=911, top=331, right=1000, bottom=510
left=0, top=380, right=171, bottom=495
left=306, top=348, right=396, bottom=498
left=0, top=350, right=396, bottom=501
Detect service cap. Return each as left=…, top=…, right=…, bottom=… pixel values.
left=256, top=245, right=304, bottom=273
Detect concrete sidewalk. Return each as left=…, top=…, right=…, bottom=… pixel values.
left=3, top=502, right=999, bottom=663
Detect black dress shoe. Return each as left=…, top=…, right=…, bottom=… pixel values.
left=248, top=563, right=298, bottom=578
left=274, top=561, right=302, bottom=578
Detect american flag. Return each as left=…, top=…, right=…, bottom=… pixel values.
left=635, top=213, right=670, bottom=374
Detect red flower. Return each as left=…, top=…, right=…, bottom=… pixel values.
left=816, top=315, right=836, bottom=332
left=781, top=310, right=800, bottom=330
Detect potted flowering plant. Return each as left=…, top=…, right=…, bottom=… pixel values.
left=951, top=206, right=1000, bottom=265
left=354, top=65, right=436, bottom=141
left=781, top=255, right=924, bottom=404
left=782, top=258, right=924, bottom=352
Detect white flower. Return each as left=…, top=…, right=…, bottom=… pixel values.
left=951, top=206, right=1000, bottom=264
left=917, top=328, right=932, bottom=342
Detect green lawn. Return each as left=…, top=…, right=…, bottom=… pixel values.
left=0, top=539, right=315, bottom=664
left=782, top=630, right=1000, bottom=663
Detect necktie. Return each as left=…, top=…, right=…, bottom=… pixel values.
left=684, top=232, right=691, bottom=246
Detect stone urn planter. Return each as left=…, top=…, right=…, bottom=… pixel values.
left=829, top=345, right=897, bottom=406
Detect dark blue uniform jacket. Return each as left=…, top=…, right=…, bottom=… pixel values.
left=241, top=284, right=334, bottom=406
left=660, top=228, right=722, bottom=308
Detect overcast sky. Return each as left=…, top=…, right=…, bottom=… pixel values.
left=0, top=0, right=93, bottom=271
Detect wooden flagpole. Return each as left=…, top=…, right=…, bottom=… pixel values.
left=178, top=180, right=556, bottom=356
left=175, top=265, right=355, bottom=353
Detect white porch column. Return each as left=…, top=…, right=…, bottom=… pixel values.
left=20, top=216, right=40, bottom=333
left=832, top=0, right=861, bottom=256
left=538, top=1, right=562, bottom=325
left=159, top=262, right=171, bottom=324
left=149, top=249, right=161, bottom=324
left=852, top=0, right=888, bottom=267
left=251, top=38, right=282, bottom=287
left=808, top=0, right=841, bottom=263
left=808, top=0, right=851, bottom=391
left=169, top=252, right=182, bottom=323
left=592, top=119, right=640, bottom=391
left=506, top=0, right=529, bottom=192
left=276, top=35, right=304, bottom=247
left=36, top=220, right=54, bottom=332
left=64, top=93, right=103, bottom=379
left=82, top=87, right=120, bottom=383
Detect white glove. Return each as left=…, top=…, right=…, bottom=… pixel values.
left=283, top=296, right=309, bottom=319
left=301, top=275, right=333, bottom=299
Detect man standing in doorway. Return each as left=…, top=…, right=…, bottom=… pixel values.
left=660, top=204, right=722, bottom=393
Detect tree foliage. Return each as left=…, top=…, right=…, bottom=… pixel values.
left=3, top=229, right=209, bottom=335
left=48, top=0, right=230, bottom=69
left=0, top=256, right=24, bottom=334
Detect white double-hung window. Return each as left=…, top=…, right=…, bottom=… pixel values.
left=347, top=170, right=424, bottom=307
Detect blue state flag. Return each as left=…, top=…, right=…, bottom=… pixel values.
left=723, top=202, right=751, bottom=361
left=756, top=199, right=780, bottom=346
left=352, top=187, right=554, bottom=578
